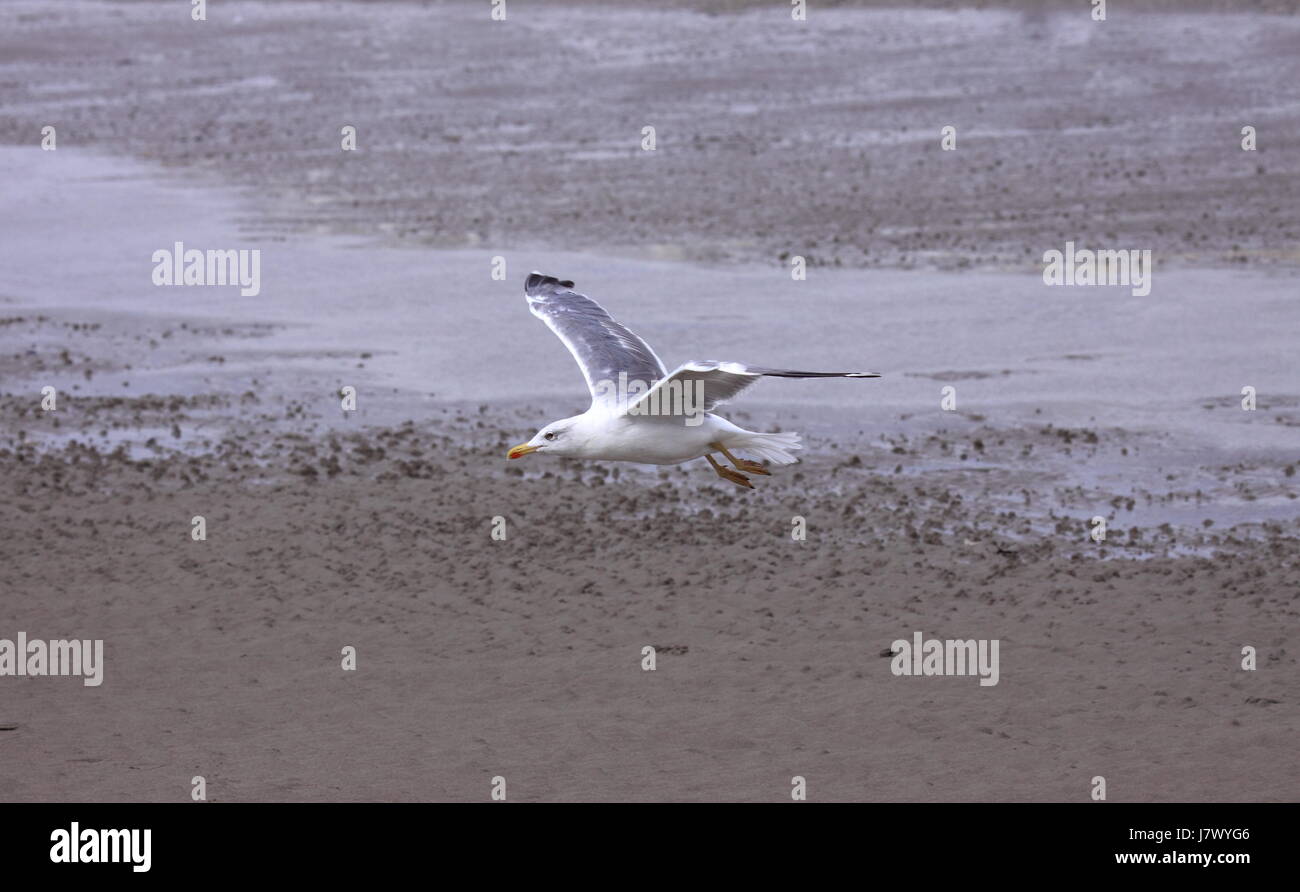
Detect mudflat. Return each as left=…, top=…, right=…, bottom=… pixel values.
left=0, top=1, right=1296, bottom=801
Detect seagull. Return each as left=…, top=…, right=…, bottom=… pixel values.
left=507, top=273, right=879, bottom=489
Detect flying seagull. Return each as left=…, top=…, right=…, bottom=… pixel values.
left=507, top=273, right=879, bottom=489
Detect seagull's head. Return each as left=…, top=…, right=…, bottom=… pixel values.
left=507, top=415, right=589, bottom=460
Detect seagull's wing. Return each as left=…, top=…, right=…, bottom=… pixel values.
left=629, top=360, right=880, bottom=416
left=524, top=272, right=667, bottom=409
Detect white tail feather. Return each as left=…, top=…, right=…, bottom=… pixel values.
left=732, top=431, right=802, bottom=465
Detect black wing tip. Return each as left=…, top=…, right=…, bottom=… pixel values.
left=759, top=370, right=882, bottom=379
left=525, top=272, right=575, bottom=295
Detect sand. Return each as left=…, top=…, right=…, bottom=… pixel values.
left=0, top=1, right=1296, bottom=802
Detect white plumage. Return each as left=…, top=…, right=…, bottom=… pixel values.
left=507, top=273, right=878, bottom=489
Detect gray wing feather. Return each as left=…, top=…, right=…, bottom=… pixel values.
left=631, top=361, right=880, bottom=415
left=524, top=273, right=666, bottom=408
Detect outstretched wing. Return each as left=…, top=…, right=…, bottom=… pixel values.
left=524, top=272, right=667, bottom=409
left=628, top=360, right=880, bottom=416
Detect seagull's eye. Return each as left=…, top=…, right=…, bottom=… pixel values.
left=543, top=431, right=556, bottom=441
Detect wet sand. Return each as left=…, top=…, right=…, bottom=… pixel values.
left=3, top=1, right=1299, bottom=270
left=0, top=2, right=1297, bottom=801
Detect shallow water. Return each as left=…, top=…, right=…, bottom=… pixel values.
left=2, top=147, right=1297, bottom=536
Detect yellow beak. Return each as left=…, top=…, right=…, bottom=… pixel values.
left=507, top=442, right=539, bottom=460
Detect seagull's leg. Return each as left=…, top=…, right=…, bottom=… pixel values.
left=705, top=453, right=753, bottom=489
left=710, top=442, right=771, bottom=476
